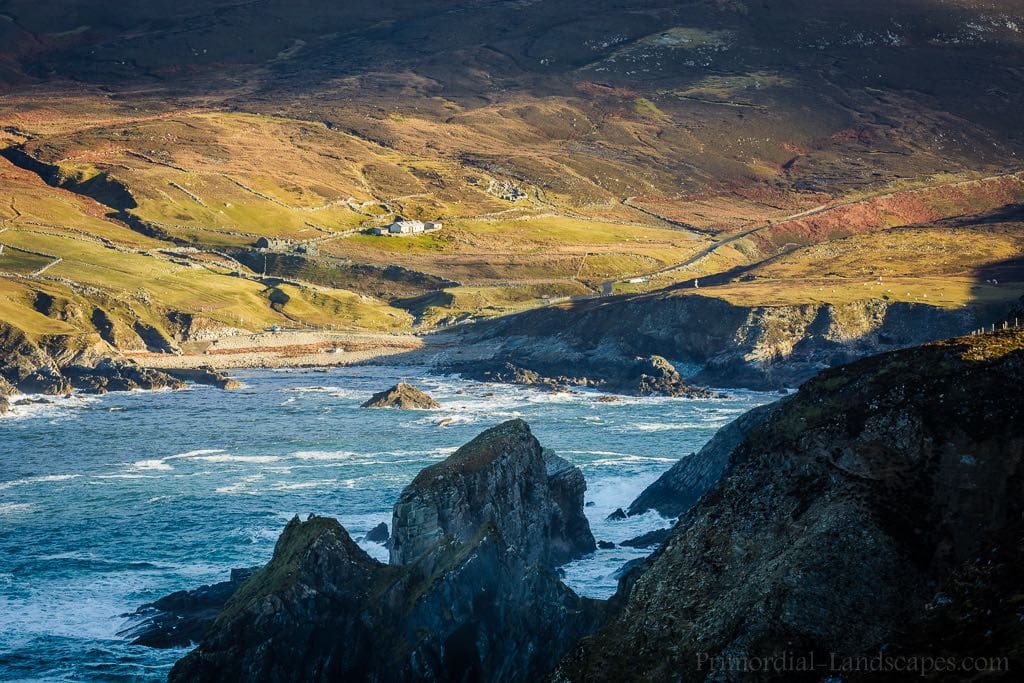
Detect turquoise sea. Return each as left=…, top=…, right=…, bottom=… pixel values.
left=0, top=365, right=773, bottom=681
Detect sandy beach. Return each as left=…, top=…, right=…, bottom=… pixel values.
left=124, top=330, right=434, bottom=370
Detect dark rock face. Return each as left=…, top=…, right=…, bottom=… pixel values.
left=120, top=567, right=258, bottom=648
left=170, top=420, right=605, bottom=682
left=556, top=331, right=1024, bottom=682
left=870, top=520, right=1024, bottom=682
left=163, top=366, right=242, bottom=390
left=169, top=516, right=383, bottom=682
left=361, top=382, right=440, bottom=409
left=606, top=507, right=627, bottom=521
left=450, top=356, right=716, bottom=398
left=363, top=522, right=389, bottom=543
left=64, top=358, right=185, bottom=394
left=543, top=449, right=597, bottom=564
left=619, top=528, right=670, bottom=549
left=390, top=420, right=594, bottom=567
left=444, top=295, right=989, bottom=391
left=0, top=323, right=70, bottom=395
left=625, top=400, right=784, bottom=518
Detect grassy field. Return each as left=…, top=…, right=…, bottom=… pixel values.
left=1, top=0, right=1023, bottom=347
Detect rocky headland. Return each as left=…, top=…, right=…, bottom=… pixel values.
left=439, top=295, right=1004, bottom=391
left=556, top=329, right=1024, bottom=681
left=0, top=322, right=186, bottom=405
left=457, top=355, right=721, bottom=398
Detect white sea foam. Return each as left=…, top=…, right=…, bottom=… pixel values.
left=165, top=448, right=226, bottom=460
left=0, top=474, right=81, bottom=490
left=193, top=454, right=280, bottom=464
left=563, top=449, right=639, bottom=458
left=284, top=386, right=341, bottom=393
left=91, top=474, right=152, bottom=480
left=291, top=450, right=360, bottom=461
left=269, top=479, right=341, bottom=491
left=0, top=502, right=34, bottom=515
left=130, top=459, right=174, bottom=471
left=215, top=475, right=265, bottom=494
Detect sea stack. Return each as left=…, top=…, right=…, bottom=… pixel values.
left=390, top=419, right=595, bottom=566
left=169, top=420, right=604, bottom=682
left=361, top=382, right=440, bottom=409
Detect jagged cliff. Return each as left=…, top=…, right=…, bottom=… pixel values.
left=169, top=420, right=603, bottom=682
left=445, top=294, right=997, bottom=390
left=555, top=330, right=1024, bottom=682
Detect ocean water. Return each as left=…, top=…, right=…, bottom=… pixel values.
left=0, top=365, right=774, bottom=681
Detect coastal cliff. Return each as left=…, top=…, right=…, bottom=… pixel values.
left=444, top=294, right=996, bottom=391
left=555, top=330, right=1024, bottom=681
left=0, top=322, right=184, bottom=402
left=169, top=420, right=603, bottom=682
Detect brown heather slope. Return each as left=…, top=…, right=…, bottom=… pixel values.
left=1, top=0, right=1023, bottom=375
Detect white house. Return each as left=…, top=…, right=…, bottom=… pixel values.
left=389, top=220, right=425, bottom=234
left=370, top=219, right=443, bottom=236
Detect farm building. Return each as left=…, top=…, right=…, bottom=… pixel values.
left=370, top=220, right=444, bottom=236
left=253, top=237, right=289, bottom=250
left=390, top=220, right=425, bottom=234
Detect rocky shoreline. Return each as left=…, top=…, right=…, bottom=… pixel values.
left=126, top=329, right=1024, bottom=681
left=430, top=295, right=1017, bottom=391
left=8, top=293, right=1020, bottom=415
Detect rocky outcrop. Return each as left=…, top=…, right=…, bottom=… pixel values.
left=169, top=421, right=605, bottom=682
left=63, top=358, right=185, bottom=393
left=619, top=528, right=670, bottom=549
left=543, top=449, right=598, bottom=564
left=0, top=322, right=189, bottom=402
left=364, top=522, right=389, bottom=543
left=169, top=516, right=384, bottom=682
left=625, top=400, right=784, bottom=518
left=556, top=330, right=1024, bottom=682
left=0, top=375, right=16, bottom=414
left=633, top=355, right=716, bottom=397
left=443, top=294, right=993, bottom=391
left=163, top=366, right=242, bottom=390
left=120, top=567, right=259, bottom=648
left=361, top=382, right=440, bottom=409
left=0, top=322, right=71, bottom=395
left=390, top=420, right=595, bottom=567
left=452, top=355, right=718, bottom=397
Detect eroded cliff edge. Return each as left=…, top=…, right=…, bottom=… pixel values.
left=441, top=294, right=1006, bottom=391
